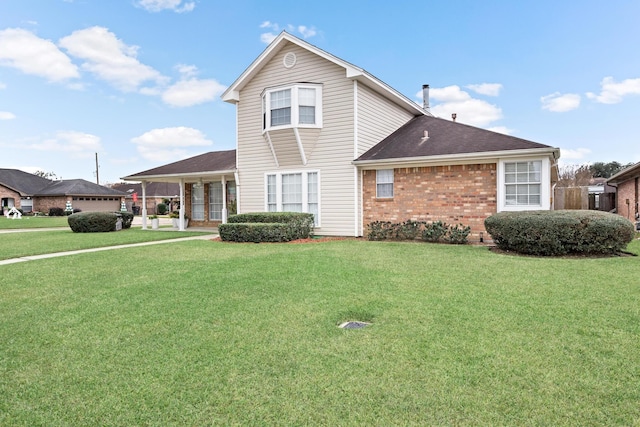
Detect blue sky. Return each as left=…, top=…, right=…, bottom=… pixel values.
left=1, top=0, right=639, bottom=184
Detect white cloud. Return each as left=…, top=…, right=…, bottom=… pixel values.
left=421, top=85, right=503, bottom=127
left=0, top=111, right=16, bottom=120
left=59, top=26, right=167, bottom=93
left=540, top=92, right=581, bottom=112
left=559, top=147, right=591, bottom=161
left=131, top=126, right=212, bottom=162
left=28, top=131, right=102, bottom=157
left=0, top=82, right=6, bottom=89
left=161, top=64, right=226, bottom=107
left=586, top=76, right=640, bottom=104
left=162, top=78, right=227, bottom=107
left=466, top=83, right=502, bottom=96
left=259, top=21, right=318, bottom=44
left=135, top=0, right=195, bottom=13
left=0, top=28, right=79, bottom=82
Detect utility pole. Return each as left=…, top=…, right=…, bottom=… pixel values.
left=95, top=152, right=100, bottom=185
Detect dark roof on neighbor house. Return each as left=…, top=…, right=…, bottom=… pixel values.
left=355, top=116, right=558, bottom=163
left=110, top=182, right=181, bottom=197
left=607, top=161, right=640, bottom=185
left=34, top=179, right=127, bottom=197
left=0, top=168, right=53, bottom=196
left=123, top=150, right=237, bottom=179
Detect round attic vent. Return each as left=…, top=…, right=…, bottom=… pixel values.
left=283, top=52, right=297, bottom=69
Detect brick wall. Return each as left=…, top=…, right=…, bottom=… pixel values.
left=616, top=178, right=638, bottom=221
left=33, top=196, right=69, bottom=213
left=0, top=186, right=22, bottom=210
left=363, top=164, right=497, bottom=243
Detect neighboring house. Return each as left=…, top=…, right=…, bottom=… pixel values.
left=607, top=161, right=640, bottom=225
left=123, top=32, right=560, bottom=241
left=0, top=168, right=126, bottom=213
left=110, top=182, right=181, bottom=214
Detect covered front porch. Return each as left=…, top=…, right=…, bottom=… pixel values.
left=121, top=150, right=238, bottom=231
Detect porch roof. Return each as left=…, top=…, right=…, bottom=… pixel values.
left=607, top=161, right=640, bottom=185
left=121, top=150, right=237, bottom=183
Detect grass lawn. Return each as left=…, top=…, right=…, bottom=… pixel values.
left=0, top=215, right=70, bottom=229
left=1, top=238, right=639, bottom=425
left=0, top=229, right=213, bottom=260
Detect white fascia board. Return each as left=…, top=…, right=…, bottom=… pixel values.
left=352, top=148, right=559, bottom=169
left=121, top=169, right=237, bottom=182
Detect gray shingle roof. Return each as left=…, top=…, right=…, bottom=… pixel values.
left=356, top=116, right=557, bottom=162
left=123, top=150, right=237, bottom=179
left=35, top=179, right=127, bottom=196
left=0, top=168, right=52, bottom=195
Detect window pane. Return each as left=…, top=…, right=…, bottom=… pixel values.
left=376, top=169, right=393, bottom=198
left=270, top=89, right=291, bottom=126
left=191, top=183, right=205, bottom=220
left=282, top=173, right=302, bottom=212
left=209, top=182, right=223, bottom=220
left=299, top=106, right=315, bottom=124
left=307, top=172, right=318, bottom=225
left=267, top=175, right=277, bottom=211
left=298, top=88, right=316, bottom=106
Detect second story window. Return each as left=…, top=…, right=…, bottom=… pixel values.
left=262, top=84, right=322, bottom=131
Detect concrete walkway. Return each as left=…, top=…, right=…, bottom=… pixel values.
left=0, top=221, right=218, bottom=265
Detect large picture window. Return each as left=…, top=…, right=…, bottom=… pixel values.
left=262, top=84, right=322, bottom=131
left=504, top=161, right=541, bottom=206
left=265, top=171, right=320, bottom=225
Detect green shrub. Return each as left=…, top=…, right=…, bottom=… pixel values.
left=445, top=223, right=471, bottom=244
left=118, top=211, right=134, bottom=229
left=49, top=207, right=65, bottom=217
left=485, top=210, right=635, bottom=256
left=395, top=219, right=422, bottom=240
left=421, top=221, right=448, bottom=242
left=367, top=221, right=395, bottom=241
left=68, top=212, right=121, bottom=233
left=221, top=212, right=314, bottom=242
left=157, top=203, right=167, bottom=215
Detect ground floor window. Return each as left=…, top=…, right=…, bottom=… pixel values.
left=191, top=183, right=205, bottom=220
left=376, top=169, right=394, bottom=198
left=209, top=182, right=223, bottom=220
left=504, top=161, right=541, bottom=206
left=265, top=171, right=319, bottom=225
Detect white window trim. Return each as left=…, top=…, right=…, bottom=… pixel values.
left=264, top=170, right=321, bottom=227
left=497, top=157, right=551, bottom=212
left=262, top=83, right=323, bottom=132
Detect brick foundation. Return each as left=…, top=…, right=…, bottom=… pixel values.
left=363, top=164, right=497, bottom=243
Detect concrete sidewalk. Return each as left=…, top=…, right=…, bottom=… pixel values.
left=0, top=233, right=216, bottom=266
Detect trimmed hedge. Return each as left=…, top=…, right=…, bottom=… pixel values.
left=68, top=212, right=122, bottom=233
left=220, top=212, right=314, bottom=242
left=366, top=219, right=471, bottom=244
left=119, top=211, right=134, bottom=229
left=484, top=210, right=635, bottom=256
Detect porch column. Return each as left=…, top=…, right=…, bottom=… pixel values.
left=141, top=181, right=148, bottom=230
left=179, top=178, right=185, bottom=231
left=221, top=175, right=228, bottom=224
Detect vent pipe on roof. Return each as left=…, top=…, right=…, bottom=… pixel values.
left=422, top=84, right=430, bottom=112
left=452, top=113, right=457, bottom=122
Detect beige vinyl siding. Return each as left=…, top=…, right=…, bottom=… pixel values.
left=236, top=41, right=419, bottom=236
left=356, top=83, right=415, bottom=157
left=237, top=42, right=357, bottom=235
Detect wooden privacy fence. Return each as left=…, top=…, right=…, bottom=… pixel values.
left=554, top=186, right=615, bottom=211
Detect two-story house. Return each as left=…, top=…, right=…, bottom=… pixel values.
left=123, top=32, right=560, bottom=241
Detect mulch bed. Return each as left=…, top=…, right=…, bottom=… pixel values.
left=210, top=236, right=360, bottom=244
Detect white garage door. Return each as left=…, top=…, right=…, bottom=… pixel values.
left=72, top=197, right=121, bottom=212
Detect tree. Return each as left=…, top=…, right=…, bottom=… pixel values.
left=34, top=170, right=59, bottom=180
left=589, top=161, right=633, bottom=178
left=556, top=164, right=593, bottom=187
